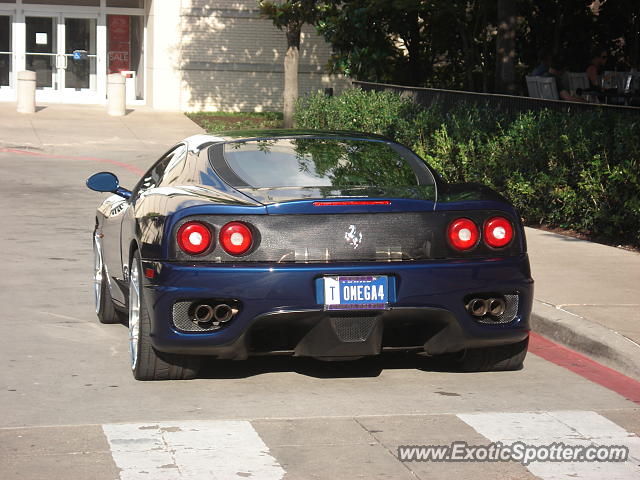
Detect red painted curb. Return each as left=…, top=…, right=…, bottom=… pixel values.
left=0, top=147, right=144, bottom=175
left=529, top=332, right=640, bottom=405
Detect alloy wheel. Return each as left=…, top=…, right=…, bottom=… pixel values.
left=129, top=260, right=141, bottom=370
left=93, top=237, right=103, bottom=314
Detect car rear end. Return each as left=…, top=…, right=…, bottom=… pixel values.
left=142, top=134, right=533, bottom=367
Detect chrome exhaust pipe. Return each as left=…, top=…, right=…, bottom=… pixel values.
left=466, top=298, right=488, bottom=317
left=194, top=304, right=215, bottom=323
left=487, top=298, right=506, bottom=317
left=212, top=304, right=238, bottom=323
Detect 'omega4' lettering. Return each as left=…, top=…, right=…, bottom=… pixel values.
left=342, top=284, right=384, bottom=301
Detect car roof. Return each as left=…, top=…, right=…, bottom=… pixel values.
left=182, top=130, right=394, bottom=153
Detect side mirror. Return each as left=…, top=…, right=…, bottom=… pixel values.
left=86, top=172, right=131, bottom=199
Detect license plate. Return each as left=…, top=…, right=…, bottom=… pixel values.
left=323, top=275, right=388, bottom=310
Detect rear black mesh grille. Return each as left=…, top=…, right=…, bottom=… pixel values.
left=331, top=315, right=378, bottom=342
left=171, top=211, right=520, bottom=263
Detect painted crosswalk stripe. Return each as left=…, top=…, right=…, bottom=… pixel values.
left=458, top=410, right=640, bottom=480
left=102, top=420, right=285, bottom=480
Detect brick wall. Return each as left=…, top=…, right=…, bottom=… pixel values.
left=176, top=0, right=350, bottom=112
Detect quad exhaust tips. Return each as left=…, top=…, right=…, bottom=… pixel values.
left=212, top=304, right=238, bottom=323
left=466, top=297, right=506, bottom=318
left=467, top=298, right=488, bottom=317
left=193, top=302, right=238, bottom=325
left=487, top=298, right=506, bottom=317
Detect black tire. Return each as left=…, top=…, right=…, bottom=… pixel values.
left=456, top=337, right=529, bottom=372
left=95, top=239, right=123, bottom=325
left=129, top=251, right=201, bottom=381
left=97, top=271, right=125, bottom=324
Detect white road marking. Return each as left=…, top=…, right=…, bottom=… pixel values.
left=458, top=411, right=640, bottom=480
left=102, top=420, right=285, bottom=480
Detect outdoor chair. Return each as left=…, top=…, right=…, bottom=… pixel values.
left=602, top=71, right=621, bottom=90
left=525, top=76, right=541, bottom=98
left=536, top=77, right=559, bottom=100
left=567, top=72, right=590, bottom=91
left=617, top=71, right=640, bottom=93
left=631, top=72, right=640, bottom=92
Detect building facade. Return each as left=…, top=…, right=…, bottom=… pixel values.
left=0, top=0, right=348, bottom=111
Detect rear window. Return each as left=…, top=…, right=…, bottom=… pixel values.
left=214, top=138, right=431, bottom=188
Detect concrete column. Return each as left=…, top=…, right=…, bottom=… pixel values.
left=147, top=0, right=182, bottom=110
left=16, top=71, right=36, bottom=114
left=107, top=73, right=126, bottom=116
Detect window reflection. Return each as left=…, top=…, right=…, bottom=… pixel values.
left=107, top=14, right=143, bottom=100
left=223, top=139, right=419, bottom=188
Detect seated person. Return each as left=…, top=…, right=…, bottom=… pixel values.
left=586, top=47, right=608, bottom=90
left=544, top=56, right=586, bottom=102
left=531, top=49, right=551, bottom=76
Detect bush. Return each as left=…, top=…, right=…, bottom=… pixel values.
left=294, top=89, right=640, bottom=247
left=186, top=111, right=282, bottom=132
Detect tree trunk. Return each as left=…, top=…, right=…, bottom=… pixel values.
left=456, top=4, right=476, bottom=90
left=405, top=10, right=423, bottom=86
left=283, top=24, right=301, bottom=129
left=495, top=0, right=516, bottom=94
left=632, top=12, right=639, bottom=68
left=459, top=26, right=475, bottom=90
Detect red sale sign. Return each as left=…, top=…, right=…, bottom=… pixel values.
left=108, top=15, right=130, bottom=73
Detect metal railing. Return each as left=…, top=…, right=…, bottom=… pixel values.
left=353, top=80, right=640, bottom=116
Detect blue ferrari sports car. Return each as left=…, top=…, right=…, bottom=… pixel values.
left=87, top=131, right=533, bottom=380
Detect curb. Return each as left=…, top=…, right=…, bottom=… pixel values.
left=531, top=300, right=640, bottom=382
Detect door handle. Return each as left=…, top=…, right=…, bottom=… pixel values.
left=56, top=54, right=68, bottom=69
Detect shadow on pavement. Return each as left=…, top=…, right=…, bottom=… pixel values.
left=198, top=351, right=461, bottom=379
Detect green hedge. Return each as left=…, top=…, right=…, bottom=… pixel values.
left=294, top=89, right=640, bottom=247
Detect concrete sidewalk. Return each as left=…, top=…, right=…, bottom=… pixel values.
left=527, top=228, right=640, bottom=380
left=1, top=102, right=638, bottom=380
left=0, top=103, right=203, bottom=157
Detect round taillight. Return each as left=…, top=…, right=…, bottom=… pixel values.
left=447, top=218, right=479, bottom=251
left=219, top=222, right=253, bottom=255
left=484, top=216, right=513, bottom=248
left=177, top=221, right=212, bottom=255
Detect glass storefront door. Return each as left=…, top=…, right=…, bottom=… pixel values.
left=62, top=17, right=97, bottom=94
left=24, top=13, right=98, bottom=101
left=25, top=15, right=57, bottom=90
left=0, top=15, right=12, bottom=90
left=2, top=3, right=144, bottom=104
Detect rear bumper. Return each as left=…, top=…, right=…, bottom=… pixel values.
left=142, top=255, right=533, bottom=358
